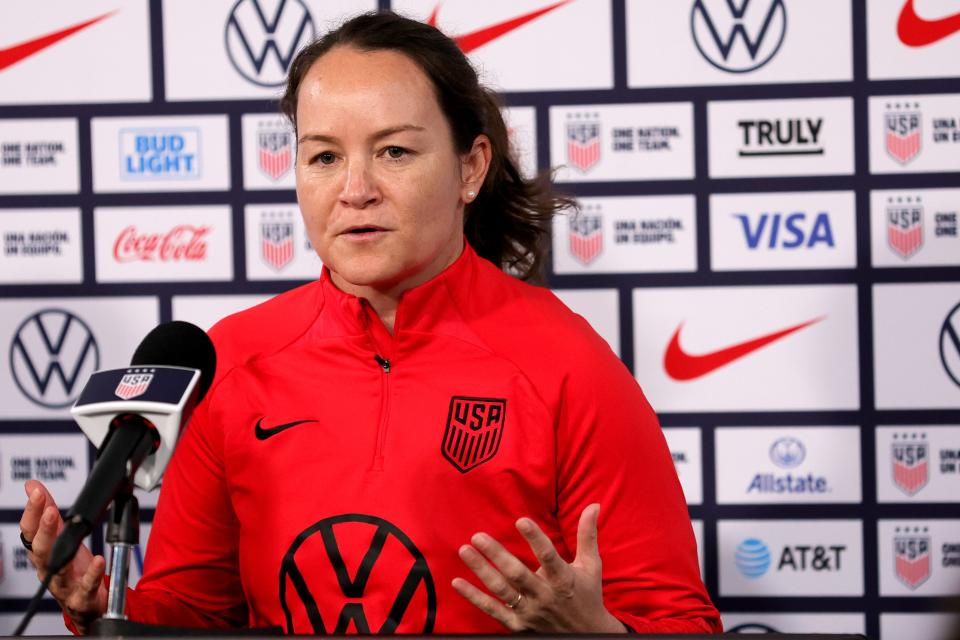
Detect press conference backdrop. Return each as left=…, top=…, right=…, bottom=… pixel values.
left=0, top=0, right=959, bottom=637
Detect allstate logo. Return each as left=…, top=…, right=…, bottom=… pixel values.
left=690, top=0, right=787, bottom=74
left=769, top=436, right=805, bottom=468
left=735, top=538, right=771, bottom=578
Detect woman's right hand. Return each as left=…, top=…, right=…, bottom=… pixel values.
left=19, top=480, right=108, bottom=634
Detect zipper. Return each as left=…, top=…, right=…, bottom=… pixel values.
left=371, top=354, right=391, bottom=471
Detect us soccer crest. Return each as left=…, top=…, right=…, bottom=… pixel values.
left=894, top=527, right=931, bottom=590
left=441, top=396, right=506, bottom=473
left=114, top=371, right=153, bottom=400
left=258, top=128, right=293, bottom=180
left=261, top=214, right=294, bottom=271
left=566, top=118, right=601, bottom=173
left=887, top=199, right=924, bottom=259
left=569, top=214, right=603, bottom=265
left=885, top=104, right=922, bottom=165
left=892, top=434, right=929, bottom=496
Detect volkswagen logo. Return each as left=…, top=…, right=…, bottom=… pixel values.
left=224, top=0, right=316, bottom=88
left=9, top=309, right=100, bottom=409
left=940, top=301, right=960, bottom=388
left=691, top=0, right=787, bottom=73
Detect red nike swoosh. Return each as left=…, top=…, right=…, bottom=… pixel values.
left=897, top=0, right=960, bottom=47
left=0, top=11, right=115, bottom=73
left=427, top=1, right=572, bottom=54
left=663, top=317, right=824, bottom=382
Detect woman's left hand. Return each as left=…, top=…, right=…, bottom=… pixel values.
left=452, top=503, right=627, bottom=633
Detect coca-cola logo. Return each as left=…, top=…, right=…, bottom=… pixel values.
left=113, top=225, right=210, bottom=263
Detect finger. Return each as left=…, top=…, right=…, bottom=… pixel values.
left=470, top=532, right=547, bottom=599
left=515, top=517, right=572, bottom=585
left=574, top=503, right=601, bottom=568
left=451, top=577, right=520, bottom=631
left=30, top=506, right=63, bottom=567
left=66, top=555, right=106, bottom=614
left=458, top=544, right=524, bottom=605
left=19, top=486, right=46, bottom=543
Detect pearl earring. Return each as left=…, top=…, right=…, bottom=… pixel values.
left=466, top=190, right=476, bottom=200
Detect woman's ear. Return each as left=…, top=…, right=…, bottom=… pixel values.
left=460, top=134, right=492, bottom=203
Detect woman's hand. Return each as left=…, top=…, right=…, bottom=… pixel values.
left=452, top=503, right=626, bottom=633
left=19, top=480, right=108, bottom=634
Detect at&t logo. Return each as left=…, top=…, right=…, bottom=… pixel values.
left=735, top=538, right=771, bottom=577
left=9, top=309, right=100, bottom=408
left=691, top=0, right=787, bottom=73
left=225, top=0, right=316, bottom=87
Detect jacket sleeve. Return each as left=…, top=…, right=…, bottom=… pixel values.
left=553, top=329, right=721, bottom=634
left=122, top=382, right=249, bottom=629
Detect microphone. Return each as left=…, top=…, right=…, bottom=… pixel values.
left=46, top=322, right=216, bottom=576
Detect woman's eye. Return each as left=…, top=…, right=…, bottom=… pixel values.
left=385, top=146, right=406, bottom=159
left=317, top=152, right=337, bottom=165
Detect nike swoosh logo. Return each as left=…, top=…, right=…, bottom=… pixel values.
left=897, top=0, right=960, bottom=47
left=663, top=317, right=824, bottom=381
left=254, top=418, right=319, bottom=441
left=0, top=11, right=115, bottom=73
left=427, top=1, right=572, bottom=54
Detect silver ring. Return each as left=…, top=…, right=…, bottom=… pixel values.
left=504, top=592, right=523, bottom=609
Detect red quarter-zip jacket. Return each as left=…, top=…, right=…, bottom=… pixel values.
left=120, top=242, right=720, bottom=634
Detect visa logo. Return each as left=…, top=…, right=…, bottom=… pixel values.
left=734, top=212, right=834, bottom=249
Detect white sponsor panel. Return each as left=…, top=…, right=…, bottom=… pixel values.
left=0, top=434, right=89, bottom=509
left=710, top=191, right=857, bottom=271
left=552, top=288, right=620, bottom=356
left=0, top=119, right=79, bottom=194
left=0, top=297, right=159, bottom=419
left=718, top=519, right=864, bottom=596
left=715, top=427, right=862, bottom=504
left=871, top=189, right=960, bottom=267
left=878, top=519, right=960, bottom=596
left=104, top=522, right=152, bottom=588
left=394, top=1, right=613, bottom=91
left=873, top=283, right=960, bottom=410
left=501, top=106, right=538, bottom=180
left=876, top=425, right=960, bottom=503
left=0, top=2, right=151, bottom=104
left=552, top=196, right=697, bottom=275
left=722, top=613, right=866, bottom=635
left=242, top=114, right=296, bottom=190
left=163, top=0, right=376, bottom=101
left=95, top=206, right=233, bottom=283
left=91, top=116, right=230, bottom=193
left=691, top=519, right=705, bottom=579
left=870, top=94, right=960, bottom=174
left=0, top=613, right=69, bottom=635
left=868, top=0, right=960, bottom=80
left=881, top=613, right=960, bottom=640
left=172, top=294, right=274, bottom=332
left=0, top=208, right=83, bottom=284
left=663, top=427, right=703, bottom=505
left=626, top=0, right=853, bottom=87
left=633, top=285, right=860, bottom=412
left=549, top=103, right=694, bottom=182
left=244, top=204, right=322, bottom=281
left=708, top=97, right=855, bottom=178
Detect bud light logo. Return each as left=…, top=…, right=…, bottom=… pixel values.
left=735, top=538, right=771, bottom=578
left=770, top=437, right=805, bottom=468
left=119, top=129, right=201, bottom=181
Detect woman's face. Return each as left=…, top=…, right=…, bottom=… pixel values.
left=295, top=46, right=485, bottom=296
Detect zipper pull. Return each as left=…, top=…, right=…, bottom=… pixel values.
left=374, top=354, right=391, bottom=373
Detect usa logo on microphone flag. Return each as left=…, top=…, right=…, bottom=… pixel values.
left=114, top=370, right=154, bottom=400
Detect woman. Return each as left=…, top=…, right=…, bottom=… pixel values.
left=20, top=11, right=720, bottom=635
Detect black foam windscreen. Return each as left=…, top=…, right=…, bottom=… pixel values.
left=130, top=321, right=217, bottom=402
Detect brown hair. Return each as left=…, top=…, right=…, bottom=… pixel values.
left=280, top=11, right=574, bottom=282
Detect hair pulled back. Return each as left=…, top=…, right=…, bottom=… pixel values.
left=280, top=11, right=573, bottom=282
